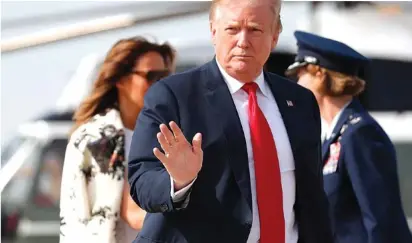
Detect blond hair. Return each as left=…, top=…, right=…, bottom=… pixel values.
left=306, top=64, right=366, bottom=97
left=209, top=0, right=283, bottom=33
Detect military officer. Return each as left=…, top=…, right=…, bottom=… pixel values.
left=285, top=30, right=412, bottom=243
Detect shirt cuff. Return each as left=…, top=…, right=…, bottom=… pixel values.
left=170, top=177, right=196, bottom=202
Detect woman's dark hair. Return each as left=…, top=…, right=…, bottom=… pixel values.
left=71, top=36, right=175, bottom=132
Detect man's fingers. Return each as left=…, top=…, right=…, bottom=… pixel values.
left=153, top=148, right=168, bottom=164
left=169, top=121, right=188, bottom=144
left=192, top=133, right=202, bottom=155
left=159, top=124, right=175, bottom=146
left=157, top=132, right=171, bottom=153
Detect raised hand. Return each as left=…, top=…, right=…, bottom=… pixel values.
left=153, top=121, right=203, bottom=190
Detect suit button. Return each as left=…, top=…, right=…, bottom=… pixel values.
left=160, top=204, right=169, bottom=212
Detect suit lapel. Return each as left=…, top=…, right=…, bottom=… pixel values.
left=203, top=60, right=252, bottom=209
left=321, top=139, right=332, bottom=161
left=264, top=73, right=300, bottom=158
left=264, top=74, right=309, bottom=220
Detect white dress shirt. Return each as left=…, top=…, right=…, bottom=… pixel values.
left=321, top=101, right=351, bottom=142
left=171, top=60, right=298, bottom=243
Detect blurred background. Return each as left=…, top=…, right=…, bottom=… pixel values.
left=1, top=1, right=411, bottom=243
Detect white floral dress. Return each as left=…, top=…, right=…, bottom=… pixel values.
left=59, top=109, right=137, bottom=243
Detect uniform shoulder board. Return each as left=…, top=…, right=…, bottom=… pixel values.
left=349, top=115, right=362, bottom=125
left=337, top=115, right=362, bottom=141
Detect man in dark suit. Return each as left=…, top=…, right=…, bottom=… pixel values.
left=128, top=0, right=333, bottom=242
left=285, top=31, right=412, bottom=243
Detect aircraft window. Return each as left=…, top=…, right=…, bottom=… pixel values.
left=33, top=139, right=68, bottom=208
left=360, top=58, right=412, bottom=112
left=265, top=52, right=297, bottom=78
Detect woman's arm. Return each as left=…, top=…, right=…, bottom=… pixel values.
left=59, top=135, right=124, bottom=243
left=344, top=124, right=407, bottom=242
left=120, top=170, right=146, bottom=230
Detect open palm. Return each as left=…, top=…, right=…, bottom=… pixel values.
left=153, top=121, right=203, bottom=190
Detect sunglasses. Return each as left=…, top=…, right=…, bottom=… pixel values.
left=131, top=70, right=170, bottom=82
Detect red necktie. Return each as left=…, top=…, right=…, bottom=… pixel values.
left=242, top=82, right=285, bottom=243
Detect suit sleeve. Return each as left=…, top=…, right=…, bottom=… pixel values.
left=128, top=81, right=181, bottom=213
left=344, top=124, right=401, bottom=243
left=308, top=91, right=334, bottom=242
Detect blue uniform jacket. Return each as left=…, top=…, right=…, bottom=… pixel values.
left=322, top=99, right=412, bottom=243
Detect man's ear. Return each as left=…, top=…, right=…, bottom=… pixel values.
left=271, top=34, right=279, bottom=50
left=270, top=25, right=280, bottom=50
left=271, top=17, right=282, bottom=49
left=210, top=21, right=217, bottom=46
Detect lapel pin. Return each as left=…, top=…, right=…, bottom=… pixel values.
left=286, top=100, right=294, bottom=107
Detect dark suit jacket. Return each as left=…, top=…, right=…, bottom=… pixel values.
left=322, top=99, right=412, bottom=243
left=128, top=59, right=333, bottom=243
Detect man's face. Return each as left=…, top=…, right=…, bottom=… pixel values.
left=210, top=0, right=280, bottom=81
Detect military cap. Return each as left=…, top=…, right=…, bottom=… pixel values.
left=286, top=31, right=369, bottom=78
